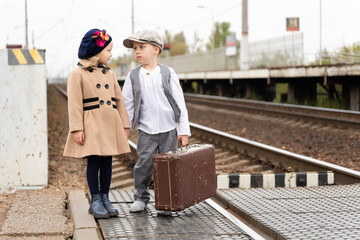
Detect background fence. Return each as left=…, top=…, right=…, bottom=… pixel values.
left=115, top=33, right=305, bottom=76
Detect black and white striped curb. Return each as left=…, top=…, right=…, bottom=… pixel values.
left=216, top=171, right=334, bottom=189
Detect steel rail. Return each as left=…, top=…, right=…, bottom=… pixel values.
left=190, top=122, right=360, bottom=185
left=185, top=93, right=360, bottom=116
left=53, top=84, right=68, bottom=98
left=205, top=199, right=265, bottom=240
left=185, top=93, right=360, bottom=128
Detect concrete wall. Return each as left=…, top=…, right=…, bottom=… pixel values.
left=350, top=85, right=360, bottom=111
left=0, top=49, right=48, bottom=193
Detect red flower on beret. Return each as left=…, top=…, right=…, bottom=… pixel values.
left=92, top=29, right=110, bottom=47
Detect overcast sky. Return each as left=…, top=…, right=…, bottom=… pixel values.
left=2, top=0, right=360, bottom=78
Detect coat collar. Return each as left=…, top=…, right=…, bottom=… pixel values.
left=78, top=59, right=110, bottom=73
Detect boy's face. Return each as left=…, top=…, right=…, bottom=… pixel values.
left=132, top=42, right=160, bottom=66
left=98, top=41, right=113, bottom=65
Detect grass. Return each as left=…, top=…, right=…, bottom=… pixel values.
left=273, top=83, right=288, bottom=103
left=273, top=83, right=349, bottom=110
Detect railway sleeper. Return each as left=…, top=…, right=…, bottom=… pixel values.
left=110, top=178, right=134, bottom=190
left=215, top=155, right=242, bottom=165
left=298, top=122, right=312, bottom=128
left=112, top=171, right=133, bottom=182
left=112, top=161, right=125, bottom=169
left=189, top=137, right=201, bottom=142
left=241, top=164, right=266, bottom=173
left=215, top=151, right=232, bottom=159
left=216, top=159, right=250, bottom=171
left=214, top=148, right=222, bottom=153
left=112, top=166, right=127, bottom=174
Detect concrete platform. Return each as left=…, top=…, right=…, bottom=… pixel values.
left=216, top=184, right=360, bottom=240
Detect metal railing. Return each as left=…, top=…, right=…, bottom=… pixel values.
left=321, top=52, right=360, bottom=64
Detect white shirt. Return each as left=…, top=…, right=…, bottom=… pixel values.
left=122, top=65, right=191, bottom=136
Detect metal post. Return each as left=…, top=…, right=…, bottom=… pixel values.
left=32, top=30, right=34, bottom=49
left=25, top=0, right=28, bottom=48
left=291, top=31, right=295, bottom=67
left=197, top=6, right=215, bottom=71
left=240, top=0, right=249, bottom=70
left=319, top=0, right=322, bottom=65
left=130, top=0, right=136, bottom=70
left=212, top=13, right=215, bottom=71
left=301, top=32, right=304, bottom=65
left=131, top=0, right=134, bottom=34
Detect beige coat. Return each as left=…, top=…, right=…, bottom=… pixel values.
left=63, top=60, right=130, bottom=158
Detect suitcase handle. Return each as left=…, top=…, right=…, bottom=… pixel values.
left=178, top=139, right=182, bottom=148
left=178, top=139, right=189, bottom=148
left=178, top=139, right=193, bottom=151
left=167, top=142, right=201, bottom=153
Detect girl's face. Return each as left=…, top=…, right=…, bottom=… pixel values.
left=98, top=41, right=113, bottom=65
left=132, top=42, right=159, bottom=66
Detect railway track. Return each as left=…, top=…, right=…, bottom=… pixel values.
left=54, top=84, right=360, bottom=188
left=184, top=93, right=360, bottom=130
left=53, top=83, right=360, bottom=239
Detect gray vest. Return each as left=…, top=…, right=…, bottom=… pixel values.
left=130, top=64, right=181, bottom=129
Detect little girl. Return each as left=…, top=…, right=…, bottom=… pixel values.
left=63, top=29, right=130, bottom=219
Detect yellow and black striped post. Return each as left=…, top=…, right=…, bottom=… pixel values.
left=8, top=49, right=45, bottom=65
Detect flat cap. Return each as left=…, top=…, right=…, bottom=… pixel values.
left=123, top=29, right=164, bottom=52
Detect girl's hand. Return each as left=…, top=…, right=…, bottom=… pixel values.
left=124, top=128, right=130, bottom=139
left=73, top=130, right=85, bottom=145
left=177, top=135, right=188, bottom=146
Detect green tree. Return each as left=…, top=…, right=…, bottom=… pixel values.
left=340, top=42, right=360, bottom=54
left=163, top=30, right=188, bottom=56
left=311, top=48, right=331, bottom=65
left=206, top=22, right=232, bottom=50
left=170, top=31, right=187, bottom=56
left=108, top=55, right=123, bottom=69
left=311, top=42, right=360, bottom=65
left=164, top=30, right=171, bottom=47
left=191, top=31, right=203, bottom=53
left=336, top=42, right=360, bottom=63
left=109, top=54, right=133, bottom=68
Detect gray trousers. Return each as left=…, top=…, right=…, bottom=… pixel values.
left=134, top=128, right=177, bottom=204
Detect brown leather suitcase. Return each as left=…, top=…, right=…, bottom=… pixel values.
left=152, top=144, right=216, bottom=211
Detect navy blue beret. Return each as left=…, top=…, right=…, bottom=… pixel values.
left=78, top=29, right=112, bottom=59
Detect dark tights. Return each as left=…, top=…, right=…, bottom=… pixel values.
left=86, top=155, right=112, bottom=195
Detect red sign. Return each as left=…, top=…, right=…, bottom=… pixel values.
left=286, top=18, right=299, bottom=31
left=164, top=43, right=170, bottom=50
left=226, top=41, right=236, bottom=47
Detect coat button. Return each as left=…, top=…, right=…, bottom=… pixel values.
left=96, top=84, right=101, bottom=88
left=100, top=100, right=104, bottom=105
left=105, top=84, right=109, bottom=89
left=89, top=68, right=93, bottom=72
left=106, top=100, right=111, bottom=105
left=102, top=69, right=106, bottom=74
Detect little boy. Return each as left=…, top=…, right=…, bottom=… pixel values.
left=122, top=29, right=191, bottom=212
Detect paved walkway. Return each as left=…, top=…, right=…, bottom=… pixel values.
left=0, top=189, right=71, bottom=239
left=216, top=184, right=360, bottom=240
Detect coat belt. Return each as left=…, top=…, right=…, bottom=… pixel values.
left=83, top=97, right=117, bottom=111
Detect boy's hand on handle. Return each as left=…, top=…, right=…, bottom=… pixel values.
left=124, top=128, right=130, bottom=139
left=177, top=135, right=188, bottom=147
left=73, top=130, right=85, bottom=145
